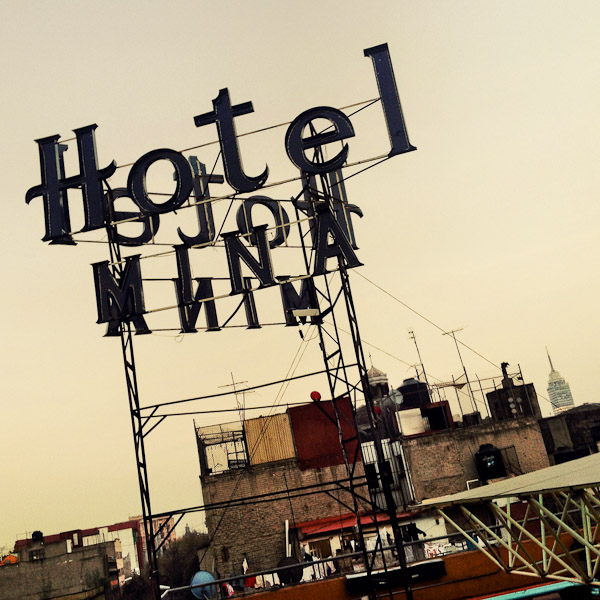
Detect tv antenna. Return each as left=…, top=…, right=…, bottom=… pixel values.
left=219, top=373, right=253, bottom=423
left=442, top=327, right=477, bottom=413
left=408, top=330, right=430, bottom=388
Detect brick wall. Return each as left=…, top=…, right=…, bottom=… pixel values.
left=202, top=458, right=366, bottom=577
left=403, top=418, right=549, bottom=502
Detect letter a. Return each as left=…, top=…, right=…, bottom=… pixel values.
left=312, top=206, right=362, bottom=276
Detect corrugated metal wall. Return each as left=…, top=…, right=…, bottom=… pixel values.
left=244, top=413, right=296, bottom=465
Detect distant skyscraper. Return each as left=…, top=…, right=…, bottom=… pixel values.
left=546, top=349, right=575, bottom=414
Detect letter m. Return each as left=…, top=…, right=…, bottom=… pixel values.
left=92, top=255, right=150, bottom=336
left=277, top=276, right=320, bottom=326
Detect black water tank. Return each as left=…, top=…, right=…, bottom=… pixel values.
left=475, top=444, right=506, bottom=482
left=277, top=557, right=303, bottom=584
left=397, top=378, right=430, bottom=409
left=554, top=446, right=578, bottom=465
left=590, top=422, right=600, bottom=445
left=463, top=412, right=482, bottom=428
left=32, top=531, right=44, bottom=544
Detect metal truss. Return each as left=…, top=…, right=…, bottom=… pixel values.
left=102, top=139, right=409, bottom=598
left=294, top=162, right=414, bottom=600
left=437, top=487, right=600, bottom=587
left=105, top=187, right=161, bottom=600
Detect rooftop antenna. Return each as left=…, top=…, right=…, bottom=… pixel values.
left=408, top=330, right=430, bottom=389
left=443, top=328, right=477, bottom=413
left=409, top=363, right=421, bottom=379
left=218, top=373, right=252, bottom=423
left=474, top=373, right=491, bottom=418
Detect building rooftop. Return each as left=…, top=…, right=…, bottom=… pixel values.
left=419, top=452, right=600, bottom=507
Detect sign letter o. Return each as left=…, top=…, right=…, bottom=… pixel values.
left=128, top=149, right=193, bottom=214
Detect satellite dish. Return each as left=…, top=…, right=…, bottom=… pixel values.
left=190, top=570, right=217, bottom=599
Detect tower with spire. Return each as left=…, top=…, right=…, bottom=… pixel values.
left=546, top=349, right=575, bottom=414
left=367, top=360, right=390, bottom=400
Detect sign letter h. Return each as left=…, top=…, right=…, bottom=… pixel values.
left=26, top=124, right=116, bottom=244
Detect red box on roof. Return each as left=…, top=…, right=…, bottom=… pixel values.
left=288, top=397, right=361, bottom=470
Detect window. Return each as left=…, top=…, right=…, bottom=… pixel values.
left=29, top=549, right=44, bottom=561
left=309, top=538, right=332, bottom=559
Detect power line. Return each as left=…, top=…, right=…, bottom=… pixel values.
left=140, top=365, right=336, bottom=412
left=354, top=271, right=500, bottom=370
left=353, top=271, right=557, bottom=412
left=110, top=97, right=379, bottom=169
left=145, top=400, right=312, bottom=419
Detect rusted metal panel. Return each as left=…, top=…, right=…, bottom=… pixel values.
left=288, top=398, right=361, bottom=470
left=244, top=413, right=296, bottom=465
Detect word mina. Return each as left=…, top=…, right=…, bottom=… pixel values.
left=26, top=44, right=415, bottom=335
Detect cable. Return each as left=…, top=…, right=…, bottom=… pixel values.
left=353, top=271, right=557, bottom=412
left=110, top=97, right=379, bottom=169
left=354, top=271, right=499, bottom=370
left=145, top=400, right=313, bottom=419
left=197, top=324, right=319, bottom=563
left=140, top=366, right=334, bottom=411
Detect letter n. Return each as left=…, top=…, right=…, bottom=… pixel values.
left=92, top=255, right=151, bottom=336
left=222, top=224, right=276, bottom=294
left=173, top=245, right=220, bottom=332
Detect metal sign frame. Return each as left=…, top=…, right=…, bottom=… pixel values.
left=26, top=43, right=416, bottom=600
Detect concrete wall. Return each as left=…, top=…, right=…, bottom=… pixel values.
left=538, top=404, right=600, bottom=462
left=0, top=540, right=115, bottom=600
left=538, top=415, right=573, bottom=459
left=563, top=404, right=600, bottom=453
left=402, top=418, right=549, bottom=502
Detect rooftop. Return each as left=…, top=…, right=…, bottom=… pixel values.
left=418, top=452, right=600, bottom=508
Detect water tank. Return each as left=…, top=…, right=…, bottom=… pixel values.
left=553, top=446, right=577, bottom=465
left=397, top=378, right=430, bottom=409
left=31, top=531, right=44, bottom=544
left=397, top=408, right=427, bottom=436
left=278, top=556, right=303, bottom=584
left=462, top=412, right=482, bottom=427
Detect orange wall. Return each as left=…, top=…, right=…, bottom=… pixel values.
left=249, top=544, right=550, bottom=600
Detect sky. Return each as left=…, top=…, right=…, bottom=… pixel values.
left=1, top=1, right=599, bottom=552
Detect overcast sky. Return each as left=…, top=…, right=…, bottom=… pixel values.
left=1, top=1, right=599, bottom=551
